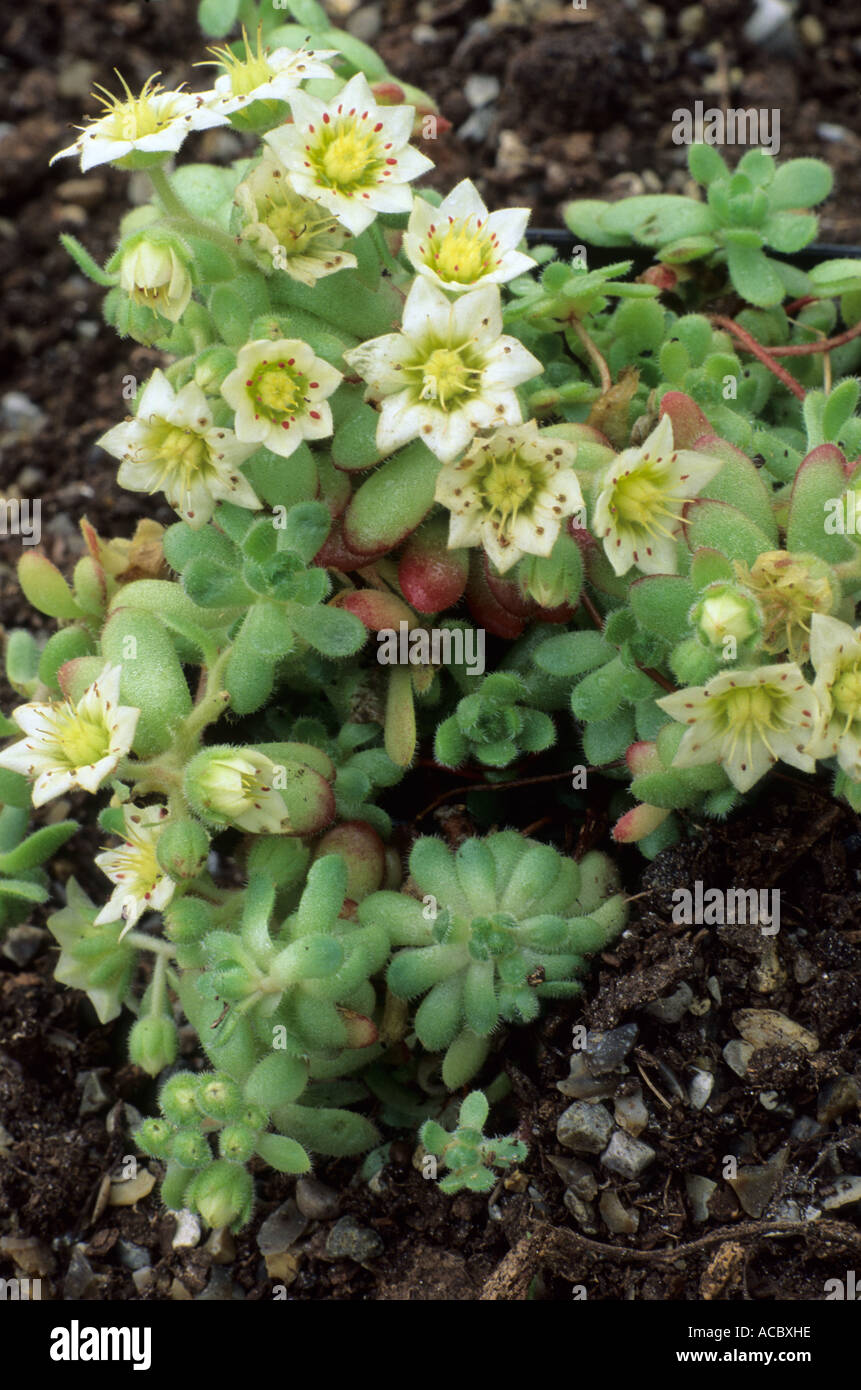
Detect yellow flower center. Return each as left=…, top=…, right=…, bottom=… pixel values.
left=426, top=219, right=498, bottom=284
left=93, top=74, right=181, bottom=141
left=201, top=27, right=273, bottom=96
left=108, top=836, right=161, bottom=895
left=480, top=458, right=536, bottom=528
left=59, top=710, right=112, bottom=769
left=832, top=666, right=861, bottom=720
left=309, top=119, right=384, bottom=193
left=248, top=359, right=309, bottom=424
left=418, top=346, right=481, bottom=411
left=610, top=464, right=678, bottom=536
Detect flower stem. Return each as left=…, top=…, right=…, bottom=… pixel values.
left=125, top=931, right=175, bottom=959
left=149, top=165, right=193, bottom=221
left=567, top=317, right=612, bottom=394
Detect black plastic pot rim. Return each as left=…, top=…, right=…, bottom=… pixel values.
left=525, top=229, right=861, bottom=270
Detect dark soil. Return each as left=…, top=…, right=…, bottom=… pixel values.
left=1, top=0, right=860, bottom=1300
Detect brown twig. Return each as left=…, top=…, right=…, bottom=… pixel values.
left=416, top=770, right=577, bottom=822
left=761, top=319, right=861, bottom=356
left=710, top=314, right=806, bottom=399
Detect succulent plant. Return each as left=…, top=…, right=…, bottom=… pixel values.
left=360, top=833, right=627, bottom=1087
left=420, top=1090, right=527, bottom=1194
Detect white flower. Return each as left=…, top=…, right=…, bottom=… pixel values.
left=95, top=805, right=175, bottom=938
left=264, top=72, right=434, bottom=236
left=657, top=663, right=819, bottom=794
left=807, top=612, right=861, bottom=779
left=234, top=150, right=357, bottom=286
left=50, top=74, right=228, bottom=173
left=0, top=665, right=139, bottom=807
left=98, top=369, right=261, bottom=529
left=221, top=339, right=342, bottom=460
left=343, top=278, right=542, bottom=463
left=404, top=180, right=535, bottom=293
left=434, top=423, right=583, bottom=572
left=197, top=30, right=338, bottom=117
left=593, top=414, right=723, bottom=577
left=193, top=751, right=293, bottom=834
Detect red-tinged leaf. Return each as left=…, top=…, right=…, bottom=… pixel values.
left=625, top=740, right=661, bottom=776
left=315, top=821, right=386, bottom=901
left=57, top=656, right=104, bottom=703
left=398, top=518, right=469, bottom=613
left=659, top=391, right=712, bottom=449
left=484, top=556, right=538, bottom=620
left=337, top=1007, right=379, bottom=1049
left=315, top=517, right=382, bottom=571
left=465, top=554, right=525, bottom=639
left=332, top=588, right=416, bottom=632
left=612, top=803, right=670, bottom=843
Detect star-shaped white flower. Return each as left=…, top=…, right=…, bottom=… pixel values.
left=198, top=32, right=338, bottom=117
left=657, top=663, right=819, bottom=794
left=264, top=72, right=434, bottom=236
left=221, top=339, right=342, bottom=460
left=593, top=414, right=723, bottom=577
left=50, top=74, right=229, bottom=173
left=404, top=180, right=536, bottom=293
left=95, top=804, right=176, bottom=938
left=98, top=369, right=261, bottom=529
left=0, top=665, right=139, bottom=807
left=434, top=422, right=583, bottom=572
left=343, top=278, right=542, bottom=463
left=807, top=612, right=861, bottom=779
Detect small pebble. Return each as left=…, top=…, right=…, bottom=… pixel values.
left=108, top=1167, right=156, bottom=1207
left=790, top=1115, right=824, bottom=1142
left=562, top=1190, right=598, bottom=1234
left=346, top=4, right=381, bottom=43
left=257, top=1199, right=308, bottom=1256
left=197, top=1267, right=241, bottom=1301
left=1, top=391, right=47, bottom=439
left=601, top=1131, right=656, bottom=1180
left=614, top=1086, right=649, bottom=1136
left=645, top=983, right=693, bottom=1023
left=686, top=1174, right=718, bottom=1224
left=817, top=1076, right=860, bottom=1125
left=464, top=74, right=500, bottom=109
left=734, top=1009, right=818, bottom=1054
left=599, top=1190, right=639, bottom=1235
left=2, top=925, right=48, bottom=965
left=557, top=1101, right=614, bottom=1155
left=0, top=1235, right=56, bottom=1277
left=171, top=1209, right=201, bottom=1251
left=547, top=1153, right=598, bottom=1201
left=723, top=1040, right=755, bottom=1078
left=295, top=1175, right=341, bottom=1221
left=77, top=1069, right=112, bottom=1118
left=264, top=1250, right=301, bottom=1284
left=63, top=1246, right=96, bottom=1300
left=688, top=1069, right=714, bottom=1111
left=116, top=1239, right=151, bottom=1272
left=132, top=1267, right=155, bottom=1295
left=586, top=1024, right=638, bottom=1075
left=325, top=1216, right=383, bottom=1263
left=821, top=1175, right=861, bottom=1211
left=727, top=1147, right=788, bottom=1218
left=557, top=1054, right=615, bottom=1102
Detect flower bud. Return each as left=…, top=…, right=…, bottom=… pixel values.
left=129, top=1015, right=178, bottom=1077
left=669, top=636, right=721, bottom=686
left=119, top=235, right=192, bottom=323
left=170, top=1128, right=213, bottom=1170
left=135, top=1117, right=174, bottom=1159
left=160, top=1071, right=202, bottom=1125
left=163, top=897, right=211, bottom=944
left=691, top=584, right=761, bottom=650
left=193, top=346, right=237, bottom=392
left=219, top=1123, right=257, bottom=1163
left=156, top=819, right=210, bottom=881
left=196, top=1073, right=243, bottom=1122
left=184, top=747, right=292, bottom=835
left=188, top=1159, right=254, bottom=1231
